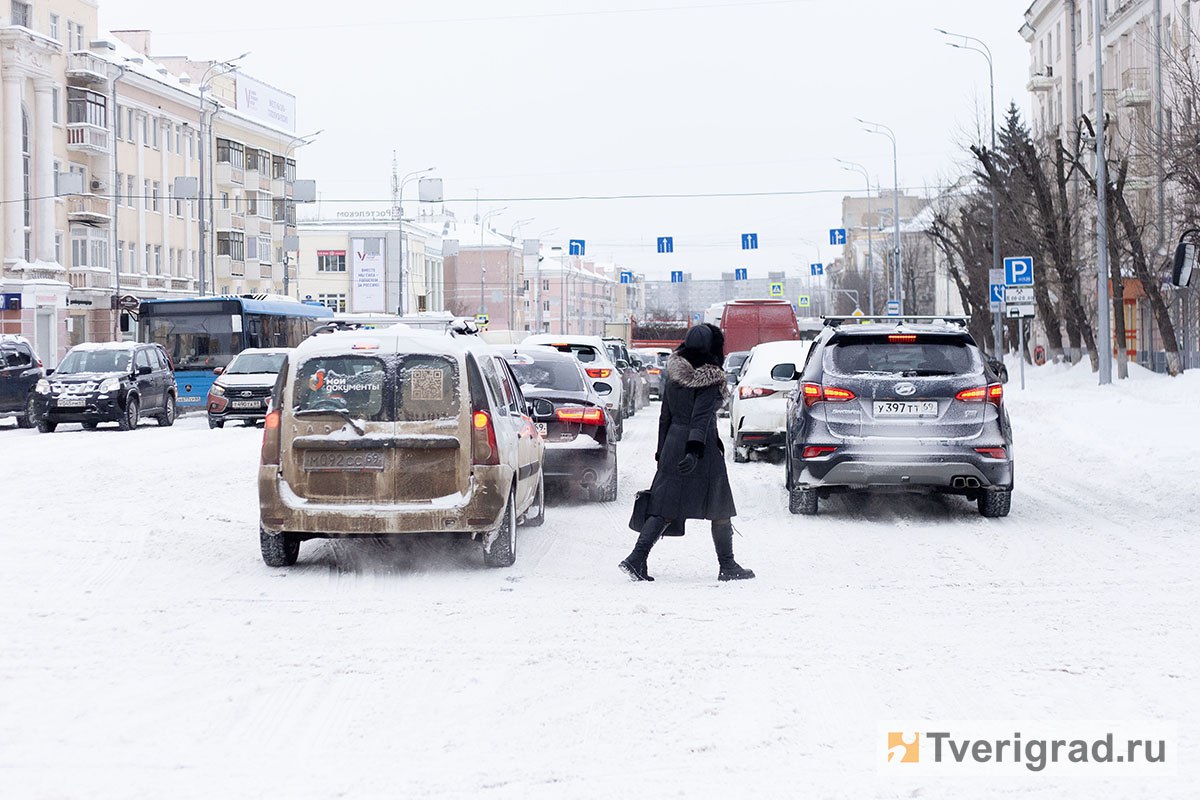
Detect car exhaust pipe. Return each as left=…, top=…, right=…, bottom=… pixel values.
left=951, top=477, right=967, bottom=489
left=964, top=477, right=981, bottom=489
left=581, top=469, right=598, bottom=487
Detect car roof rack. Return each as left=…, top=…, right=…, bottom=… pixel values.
left=310, top=321, right=368, bottom=337
left=822, top=315, right=971, bottom=328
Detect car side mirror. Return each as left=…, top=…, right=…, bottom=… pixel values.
left=1172, top=240, right=1196, bottom=288
left=770, top=363, right=797, bottom=382
left=213, top=367, right=224, bottom=375
left=616, top=359, right=630, bottom=370
left=594, top=382, right=613, bottom=396
left=45, top=368, right=54, bottom=377
left=137, top=364, right=153, bottom=376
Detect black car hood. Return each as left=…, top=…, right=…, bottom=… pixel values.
left=52, top=371, right=127, bottom=383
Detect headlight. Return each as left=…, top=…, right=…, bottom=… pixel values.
left=209, top=384, right=226, bottom=397
left=98, top=377, right=120, bottom=393
left=36, top=379, right=50, bottom=395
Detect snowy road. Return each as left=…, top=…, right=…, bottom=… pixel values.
left=2, top=363, right=1198, bottom=799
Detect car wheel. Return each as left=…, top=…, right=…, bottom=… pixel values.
left=157, top=394, right=177, bottom=427
left=259, top=527, right=300, bottom=567
left=522, top=473, right=546, bottom=527
left=16, top=395, right=35, bottom=429
left=482, top=488, right=517, bottom=568
left=733, top=445, right=749, bottom=464
left=611, top=414, right=623, bottom=442
left=117, top=397, right=140, bottom=431
left=978, top=488, right=1012, bottom=518
left=591, top=458, right=618, bottom=502
left=82, top=422, right=99, bottom=431
left=789, top=486, right=818, bottom=515
left=208, top=417, right=225, bottom=429
left=36, top=418, right=56, bottom=433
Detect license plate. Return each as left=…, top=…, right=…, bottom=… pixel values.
left=56, top=396, right=86, bottom=408
left=536, top=422, right=548, bottom=438
left=302, top=450, right=385, bottom=472
left=873, top=400, right=939, bottom=417
left=230, top=400, right=263, bottom=409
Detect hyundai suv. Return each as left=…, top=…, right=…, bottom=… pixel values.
left=783, top=317, right=1013, bottom=517
left=34, top=342, right=177, bottom=432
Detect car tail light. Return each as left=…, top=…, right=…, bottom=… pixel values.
left=888, top=334, right=918, bottom=343
left=648, top=368, right=661, bottom=375
left=975, top=447, right=1007, bottom=459
left=957, top=384, right=1004, bottom=407
left=802, top=383, right=857, bottom=406
left=822, top=386, right=856, bottom=402
left=987, top=384, right=1004, bottom=405
left=262, top=408, right=282, bottom=465
left=802, top=445, right=838, bottom=459
left=556, top=406, right=605, bottom=425
left=739, top=385, right=777, bottom=400
left=586, top=368, right=612, bottom=379
left=471, top=410, right=500, bottom=466
left=802, top=382, right=823, bottom=407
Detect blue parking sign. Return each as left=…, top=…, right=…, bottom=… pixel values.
left=1004, top=257, right=1034, bottom=286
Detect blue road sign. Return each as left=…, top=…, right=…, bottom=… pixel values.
left=657, top=236, right=674, bottom=254
left=990, top=283, right=1006, bottom=304
left=671, top=270, right=685, bottom=284
left=886, top=300, right=901, bottom=316
left=741, top=233, right=759, bottom=250
left=734, top=268, right=748, bottom=281
left=810, top=263, right=824, bottom=277
left=569, top=239, right=586, bottom=256
left=769, top=282, right=784, bottom=298
left=1004, top=256, right=1034, bottom=286
left=619, top=270, right=633, bottom=285
left=829, top=228, right=847, bottom=246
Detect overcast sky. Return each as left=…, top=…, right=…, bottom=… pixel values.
left=97, top=0, right=1033, bottom=279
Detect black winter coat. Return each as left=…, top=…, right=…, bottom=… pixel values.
left=646, top=355, right=738, bottom=522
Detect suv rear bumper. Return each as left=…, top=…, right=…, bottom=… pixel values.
left=794, top=446, right=1013, bottom=491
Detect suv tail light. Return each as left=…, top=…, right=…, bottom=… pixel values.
left=802, top=445, right=839, bottom=459
left=586, top=368, right=612, bottom=379
left=471, top=410, right=500, bottom=466
left=888, top=334, right=918, bottom=343
left=802, top=383, right=857, bottom=407
left=975, top=447, right=1007, bottom=459
left=556, top=406, right=605, bottom=425
left=739, top=385, right=777, bottom=400
left=956, top=384, right=1004, bottom=407
left=262, top=408, right=282, bottom=465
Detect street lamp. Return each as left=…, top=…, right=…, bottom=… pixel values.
left=857, top=117, right=902, bottom=314
left=479, top=207, right=506, bottom=316
left=836, top=158, right=876, bottom=314
left=937, top=28, right=1003, bottom=357
left=394, top=165, right=435, bottom=315
left=508, top=218, right=533, bottom=329
left=279, top=129, right=323, bottom=298
left=197, top=51, right=250, bottom=297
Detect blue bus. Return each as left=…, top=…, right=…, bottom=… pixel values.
left=139, top=296, right=334, bottom=409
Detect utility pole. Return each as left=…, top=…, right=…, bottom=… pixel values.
left=1095, top=0, right=1113, bottom=385
left=110, top=62, right=128, bottom=340
left=859, top=119, right=902, bottom=313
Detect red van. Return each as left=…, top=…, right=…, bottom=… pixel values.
left=719, top=300, right=801, bottom=353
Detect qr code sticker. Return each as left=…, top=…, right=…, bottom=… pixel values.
left=410, top=368, right=445, bottom=401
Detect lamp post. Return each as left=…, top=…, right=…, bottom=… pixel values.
left=110, top=60, right=130, bottom=340
left=836, top=158, right=875, bottom=314
left=508, top=218, right=533, bottom=328
left=479, top=207, right=506, bottom=316
left=280, top=129, right=323, bottom=299
left=938, top=28, right=1003, bottom=357
left=196, top=52, right=249, bottom=298
left=395, top=165, right=435, bottom=315
left=1094, top=6, right=1113, bottom=385
left=857, top=118, right=902, bottom=314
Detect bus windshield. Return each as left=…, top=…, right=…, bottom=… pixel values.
left=143, top=313, right=241, bottom=371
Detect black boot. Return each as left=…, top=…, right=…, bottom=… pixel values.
left=712, top=520, right=755, bottom=581
left=620, top=516, right=667, bottom=582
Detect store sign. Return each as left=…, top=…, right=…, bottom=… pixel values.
left=236, top=75, right=296, bottom=132
left=351, top=238, right=386, bottom=313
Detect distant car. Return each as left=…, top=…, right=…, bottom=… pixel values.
left=719, top=350, right=750, bottom=417
left=783, top=318, right=1014, bottom=517
left=34, top=342, right=177, bottom=432
left=628, top=353, right=651, bottom=408
left=0, top=335, right=44, bottom=429
left=524, top=334, right=624, bottom=441
left=499, top=346, right=618, bottom=501
left=207, top=348, right=291, bottom=428
left=728, top=340, right=813, bottom=462
left=258, top=326, right=545, bottom=568
left=632, top=348, right=671, bottom=400
left=602, top=337, right=639, bottom=420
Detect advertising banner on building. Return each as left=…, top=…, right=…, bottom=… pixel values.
left=351, top=239, right=386, bottom=313
left=235, top=75, right=297, bottom=132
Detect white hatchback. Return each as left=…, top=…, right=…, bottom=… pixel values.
left=729, top=339, right=814, bottom=463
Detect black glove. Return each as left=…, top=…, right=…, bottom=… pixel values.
left=677, top=441, right=705, bottom=475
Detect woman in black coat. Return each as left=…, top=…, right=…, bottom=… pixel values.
left=619, top=324, right=754, bottom=582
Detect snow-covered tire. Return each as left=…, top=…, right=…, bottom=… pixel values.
left=978, top=489, right=1012, bottom=518
left=260, top=527, right=300, bottom=567
left=156, top=394, right=177, bottom=427
left=208, top=417, right=224, bottom=429
left=733, top=446, right=749, bottom=464
left=611, top=414, right=623, bottom=442
left=522, top=473, right=546, bottom=527
left=590, top=459, right=618, bottom=503
left=789, top=486, right=818, bottom=515
left=82, top=422, right=99, bottom=431
left=483, top=488, right=517, bottom=568
left=117, top=397, right=140, bottom=431
left=36, top=418, right=56, bottom=433
left=16, top=395, right=35, bottom=429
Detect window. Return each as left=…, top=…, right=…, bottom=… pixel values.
left=49, top=12, right=59, bottom=40
left=127, top=175, right=135, bottom=207
left=141, top=113, right=148, bottom=145
left=316, top=293, right=347, bottom=313
left=317, top=250, right=347, bottom=272
left=217, top=231, right=245, bottom=261
left=128, top=242, right=136, bottom=271
left=116, top=240, right=124, bottom=271
left=145, top=244, right=151, bottom=271
left=216, top=138, right=245, bottom=168
left=154, top=245, right=162, bottom=274
left=126, top=108, right=135, bottom=142
left=144, top=179, right=151, bottom=209
left=70, top=225, right=109, bottom=269
left=11, top=1, right=31, bottom=29
left=175, top=124, right=182, bottom=154
left=51, top=87, right=61, bottom=124
left=151, top=117, right=160, bottom=149
left=542, top=279, right=550, bottom=291
left=55, top=232, right=63, bottom=265
left=67, top=88, right=106, bottom=128
left=152, top=181, right=161, bottom=212
left=258, top=236, right=271, bottom=263
left=21, top=109, right=30, bottom=261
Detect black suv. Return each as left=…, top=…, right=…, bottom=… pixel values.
left=35, top=342, right=177, bottom=432
left=0, top=335, right=44, bottom=429
left=783, top=317, right=1014, bottom=517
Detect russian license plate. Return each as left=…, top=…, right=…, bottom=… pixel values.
left=873, top=400, right=939, bottom=417
left=302, top=450, right=385, bottom=472
left=56, top=396, right=86, bottom=408
left=536, top=422, right=548, bottom=438
left=230, top=400, right=262, bottom=409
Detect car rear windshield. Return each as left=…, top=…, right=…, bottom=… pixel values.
left=396, top=355, right=460, bottom=421
left=724, top=353, right=748, bottom=371
left=826, top=337, right=979, bottom=377
left=294, top=356, right=387, bottom=419
left=227, top=353, right=287, bottom=375
left=546, top=344, right=602, bottom=363
left=508, top=356, right=585, bottom=392
left=57, top=349, right=132, bottom=374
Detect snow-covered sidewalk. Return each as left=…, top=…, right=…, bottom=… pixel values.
left=1, top=362, right=1197, bottom=798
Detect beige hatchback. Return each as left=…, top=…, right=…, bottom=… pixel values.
left=258, top=325, right=546, bottom=567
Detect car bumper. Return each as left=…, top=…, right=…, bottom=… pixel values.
left=733, top=397, right=788, bottom=445
left=258, top=465, right=511, bottom=537
left=543, top=441, right=616, bottom=484
left=794, top=445, right=1014, bottom=491
left=35, top=395, right=123, bottom=422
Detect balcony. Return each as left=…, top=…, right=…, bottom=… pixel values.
left=215, top=161, right=244, bottom=186
left=66, top=194, right=112, bottom=224
left=66, top=122, right=110, bottom=154
left=271, top=177, right=294, bottom=198
left=1117, top=67, right=1152, bottom=107
left=244, top=216, right=261, bottom=236
left=215, top=255, right=245, bottom=279
left=68, top=267, right=113, bottom=291
left=214, top=208, right=246, bottom=231
left=66, top=51, right=109, bottom=85
left=1027, top=63, right=1058, bottom=93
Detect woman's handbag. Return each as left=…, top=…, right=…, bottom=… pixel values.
left=628, top=490, right=685, bottom=536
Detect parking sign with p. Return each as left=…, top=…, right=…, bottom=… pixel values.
left=1004, top=257, right=1034, bottom=286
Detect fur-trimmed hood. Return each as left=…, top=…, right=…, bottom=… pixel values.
left=667, top=354, right=729, bottom=398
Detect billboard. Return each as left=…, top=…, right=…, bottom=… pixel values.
left=351, top=239, right=386, bottom=313
left=236, top=74, right=296, bottom=132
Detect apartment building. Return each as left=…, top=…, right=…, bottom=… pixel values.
left=1, top=2, right=305, bottom=365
